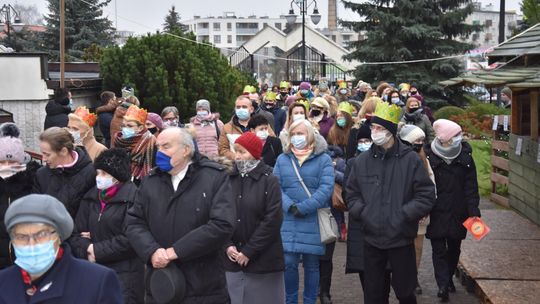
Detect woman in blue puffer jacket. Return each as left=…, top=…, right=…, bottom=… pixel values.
left=273, top=119, right=334, bottom=304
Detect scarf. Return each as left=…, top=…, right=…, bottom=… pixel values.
left=193, top=113, right=216, bottom=126
left=98, top=183, right=122, bottom=218
left=114, top=131, right=156, bottom=179
left=431, top=139, right=462, bottom=164
left=235, top=160, right=260, bottom=176
left=292, top=147, right=313, bottom=165
left=404, top=108, right=423, bottom=123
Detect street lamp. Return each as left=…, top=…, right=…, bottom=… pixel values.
left=0, top=4, right=25, bottom=50
left=286, top=0, right=321, bottom=82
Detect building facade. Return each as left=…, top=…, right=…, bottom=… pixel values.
left=461, top=2, right=519, bottom=48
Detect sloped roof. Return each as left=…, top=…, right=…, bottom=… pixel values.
left=489, top=23, right=540, bottom=59
left=439, top=66, right=540, bottom=88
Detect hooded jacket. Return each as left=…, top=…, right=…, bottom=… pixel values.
left=224, top=161, right=284, bottom=274
left=70, top=182, right=144, bottom=304
left=190, top=113, right=224, bottom=157
left=33, top=147, right=97, bottom=218
left=263, top=105, right=287, bottom=136
left=0, top=161, right=40, bottom=269
left=345, top=139, right=435, bottom=249
left=126, top=153, right=235, bottom=304
left=44, top=99, right=71, bottom=130
left=273, top=135, right=334, bottom=255
left=425, top=142, right=481, bottom=240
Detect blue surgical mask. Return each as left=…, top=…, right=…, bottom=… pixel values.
left=300, top=89, right=309, bottom=96
left=291, top=135, right=307, bottom=150
left=450, top=134, right=463, bottom=147
left=235, top=108, right=250, bottom=121
left=14, top=240, right=58, bottom=276
left=121, top=127, right=136, bottom=139
left=337, top=118, right=347, bottom=127
left=391, top=97, right=401, bottom=104
left=357, top=142, right=372, bottom=152
left=96, top=176, right=115, bottom=190
left=156, top=151, right=173, bottom=172
left=197, top=111, right=209, bottom=119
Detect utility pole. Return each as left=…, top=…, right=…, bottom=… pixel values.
left=499, top=0, right=505, bottom=43
left=60, top=0, right=65, bottom=88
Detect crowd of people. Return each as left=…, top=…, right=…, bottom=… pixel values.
left=0, top=79, right=481, bottom=304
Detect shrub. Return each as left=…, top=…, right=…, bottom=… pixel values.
left=434, top=106, right=466, bottom=120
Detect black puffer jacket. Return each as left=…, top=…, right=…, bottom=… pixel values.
left=44, top=99, right=71, bottom=130
left=126, top=153, right=235, bottom=304
left=69, top=182, right=144, bottom=304
left=345, top=139, right=436, bottom=249
left=425, top=142, right=481, bottom=240
left=224, top=161, right=284, bottom=274
left=0, top=161, right=41, bottom=269
left=343, top=157, right=364, bottom=273
left=261, top=136, right=283, bottom=168
left=33, top=147, right=96, bottom=218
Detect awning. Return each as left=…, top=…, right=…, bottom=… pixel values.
left=439, top=66, right=540, bottom=88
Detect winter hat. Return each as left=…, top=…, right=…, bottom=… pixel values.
left=501, top=87, right=512, bottom=98
left=0, top=123, right=25, bottom=163
left=235, top=132, right=263, bottom=160
left=285, top=95, right=298, bottom=107
left=196, top=99, right=211, bottom=112
left=299, top=82, right=311, bottom=90
left=94, top=148, right=132, bottom=182
left=433, top=119, right=462, bottom=143
left=356, top=122, right=372, bottom=140
left=371, top=101, right=401, bottom=136
left=146, top=113, right=164, bottom=130
left=399, top=125, right=426, bottom=144
left=5, top=194, right=74, bottom=242
left=311, top=97, right=330, bottom=110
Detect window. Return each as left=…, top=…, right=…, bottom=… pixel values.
left=342, top=35, right=351, bottom=41
left=227, top=35, right=232, bottom=44
left=213, top=23, right=221, bottom=31
left=214, top=35, right=221, bottom=44
left=227, top=23, right=232, bottom=31
left=485, top=19, right=493, bottom=27
left=485, top=33, right=493, bottom=41
left=199, top=22, right=209, bottom=29
left=472, top=33, right=479, bottom=41
left=275, top=23, right=282, bottom=30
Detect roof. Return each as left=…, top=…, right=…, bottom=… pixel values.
left=439, top=66, right=540, bottom=88
left=489, top=23, right=540, bottom=59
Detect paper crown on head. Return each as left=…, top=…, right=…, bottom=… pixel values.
left=338, top=82, right=348, bottom=89
left=279, top=81, right=289, bottom=89
left=124, top=104, right=148, bottom=125
left=373, top=101, right=401, bottom=124
left=337, top=102, right=354, bottom=116
left=265, top=91, right=277, bottom=101
left=73, top=106, right=98, bottom=127
left=399, top=83, right=411, bottom=92
left=243, top=85, right=257, bottom=95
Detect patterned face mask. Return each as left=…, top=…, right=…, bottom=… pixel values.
left=235, top=160, right=260, bottom=175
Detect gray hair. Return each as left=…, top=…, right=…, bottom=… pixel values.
left=285, top=119, right=316, bottom=152
left=161, top=106, right=179, bottom=118
left=163, top=127, right=195, bottom=159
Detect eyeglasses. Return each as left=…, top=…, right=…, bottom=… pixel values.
left=12, top=230, right=57, bottom=245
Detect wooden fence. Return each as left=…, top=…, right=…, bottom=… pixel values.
left=490, top=115, right=510, bottom=208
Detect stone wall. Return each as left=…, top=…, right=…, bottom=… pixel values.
left=508, top=134, right=540, bottom=225
left=0, top=99, right=48, bottom=152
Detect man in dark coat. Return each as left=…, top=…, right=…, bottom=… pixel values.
left=345, top=103, right=435, bottom=304
left=96, top=91, right=119, bottom=148
left=262, top=92, right=287, bottom=136
left=0, top=194, right=123, bottom=304
left=33, top=127, right=97, bottom=218
left=44, top=88, right=72, bottom=130
left=425, top=119, right=481, bottom=301
left=126, top=127, right=236, bottom=304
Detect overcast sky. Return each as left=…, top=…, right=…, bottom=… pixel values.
left=21, top=0, right=522, bottom=33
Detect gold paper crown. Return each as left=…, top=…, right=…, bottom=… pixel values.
left=373, top=101, right=401, bottom=124
left=124, top=104, right=148, bottom=125
left=74, top=106, right=98, bottom=127
left=265, top=91, right=278, bottom=101
left=337, top=102, right=354, bottom=116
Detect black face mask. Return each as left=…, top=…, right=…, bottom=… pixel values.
left=280, top=92, right=288, bottom=97
left=148, top=127, right=158, bottom=134
left=410, top=91, right=418, bottom=95
left=311, top=110, right=321, bottom=117
left=413, top=143, right=423, bottom=152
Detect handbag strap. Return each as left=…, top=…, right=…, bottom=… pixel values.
left=290, top=158, right=312, bottom=197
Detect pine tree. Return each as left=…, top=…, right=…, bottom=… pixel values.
left=42, top=0, right=115, bottom=61
left=163, top=6, right=187, bottom=33
left=341, top=0, right=480, bottom=104
left=522, top=0, right=540, bottom=27
left=100, top=32, right=254, bottom=122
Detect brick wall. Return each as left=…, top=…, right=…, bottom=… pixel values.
left=0, top=99, right=48, bottom=152
left=508, top=134, right=540, bottom=225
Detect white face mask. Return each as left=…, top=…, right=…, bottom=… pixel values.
left=96, top=176, right=116, bottom=190
left=292, top=114, right=305, bottom=122
left=69, top=130, right=82, bottom=146
left=0, top=164, right=26, bottom=179
left=371, top=130, right=391, bottom=146
left=256, top=130, right=269, bottom=141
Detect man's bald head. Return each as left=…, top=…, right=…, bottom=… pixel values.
left=157, top=127, right=194, bottom=160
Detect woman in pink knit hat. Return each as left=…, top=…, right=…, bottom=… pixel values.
left=425, top=119, right=481, bottom=301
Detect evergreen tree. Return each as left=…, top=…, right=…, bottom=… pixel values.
left=42, top=0, right=115, bottom=61
left=341, top=0, right=480, bottom=104
left=522, top=0, right=540, bottom=27
left=163, top=6, right=187, bottom=33
left=100, top=32, right=255, bottom=122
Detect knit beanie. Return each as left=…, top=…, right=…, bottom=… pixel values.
left=501, top=87, right=512, bottom=98
left=399, top=124, right=426, bottom=144
left=0, top=123, right=25, bottom=163
left=299, top=82, right=311, bottom=90
left=235, top=132, right=263, bottom=160
left=196, top=99, right=211, bottom=112
left=94, top=148, right=132, bottom=182
left=146, top=113, right=164, bottom=130
left=433, top=119, right=462, bottom=143
left=356, top=122, right=372, bottom=140
left=371, top=116, right=398, bottom=136
left=311, top=97, right=330, bottom=110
